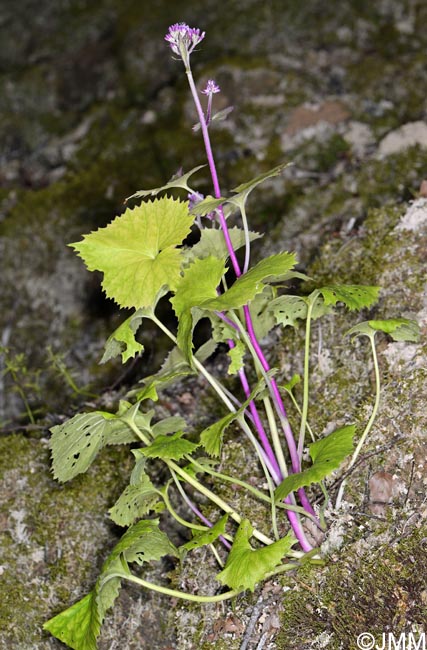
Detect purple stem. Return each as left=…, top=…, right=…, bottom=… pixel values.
left=185, top=67, right=314, bottom=549
left=179, top=483, right=231, bottom=550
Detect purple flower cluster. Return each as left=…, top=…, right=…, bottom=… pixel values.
left=165, top=23, right=205, bottom=58
left=202, top=79, right=221, bottom=95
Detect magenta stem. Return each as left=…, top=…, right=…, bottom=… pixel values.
left=185, top=65, right=315, bottom=548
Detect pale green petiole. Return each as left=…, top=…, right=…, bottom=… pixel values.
left=159, top=482, right=209, bottom=532
left=335, top=332, right=381, bottom=509
left=102, top=571, right=241, bottom=603
left=298, top=291, right=318, bottom=459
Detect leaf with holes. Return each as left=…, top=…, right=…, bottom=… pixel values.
left=317, top=285, right=380, bottom=311
left=71, top=197, right=194, bottom=309
left=270, top=294, right=331, bottom=328
left=50, top=412, right=139, bottom=482
left=109, top=474, right=161, bottom=526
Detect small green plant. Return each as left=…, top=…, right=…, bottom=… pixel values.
left=44, top=24, right=420, bottom=649
left=0, top=345, right=41, bottom=425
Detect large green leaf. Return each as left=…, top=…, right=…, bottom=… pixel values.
left=50, top=412, right=139, bottom=482
left=171, top=256, right=226, bottom=316
left=274, top=425, right=355, bottom=502
left=216, top=520, right=295, bottom=592
left=71, top=197, right=194, bottom=309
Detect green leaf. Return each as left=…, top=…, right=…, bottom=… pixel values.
left=189, top=194, right=227, bottom=217
left=282, top=374, right=301, bottom=392
left=270, top=294, right=331, bottom=328
left=171, top=256, right=226, bottom=360
left=211, top=106, right=234, bottom=123
left=172, top=256, right=226, bottom=316
left=231, top=163, right=291, bottom=196
left=44, top=520, right=177, bottom=650
left=109, top=474, right=160, bottom=526
left=248, top=286, right=277, bottom=340
left=43, top=592, right=100, bottom=650
left=125, top=165, right=206, bottom=201
left=216, top=520, right=295, bottom=592
left=108, top=518, right=178, bottom=566
left=152, top=416, right=187, bottom=437
left=347, top=318, right=420, bottom=343
left=274, top=425, right=355, bottom=502
left=190, top=165, right=291, bottom=217
left=200, top=374, right=272, bottom=457
left=133, top=347, right=195, bottom=401
left=186, top=227, right=262, bottom=263
left=317, top=285, right=380, bottom=311
left=200, top=252, right=298, bottom=312
left=140, top=430, right=199, bottom=461
left=270, top=295, right=307, bottom=328
left=182, top=515, right=229, bottom=551
left=107, top=448, right=167, bottom=524
left=101, top=310, right=148, bottom=364
left=71, top=197, right=194, bottom=309
left=193, top=107, right=234, bottom=131
left=227, top=339, right=246, bottom=375
left=50, top=412, right=139, bottom=482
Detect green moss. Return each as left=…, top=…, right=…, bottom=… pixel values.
left=0, top=432, right=133, bottom=645
left=277, top=525, right=427, bottom=648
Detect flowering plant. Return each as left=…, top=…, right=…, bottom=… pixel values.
left=43, top=23, right=419, bottom=649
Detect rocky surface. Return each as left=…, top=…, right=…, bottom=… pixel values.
left=1, top=1, right=427, bottom=648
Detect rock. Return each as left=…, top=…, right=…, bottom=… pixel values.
left=281, top=100, right=350, bottom=151
left=377, top=121, right=427, bottom=157
left=396, top=197, right=427, bottom=232
left=344, top=121, right=375, bottom=158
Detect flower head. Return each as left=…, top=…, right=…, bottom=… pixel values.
left=165, top=23, right=205, bottom=63
left=188, top=191, right=205, bottom=212
left=202, top=79, right=221, bottom=95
